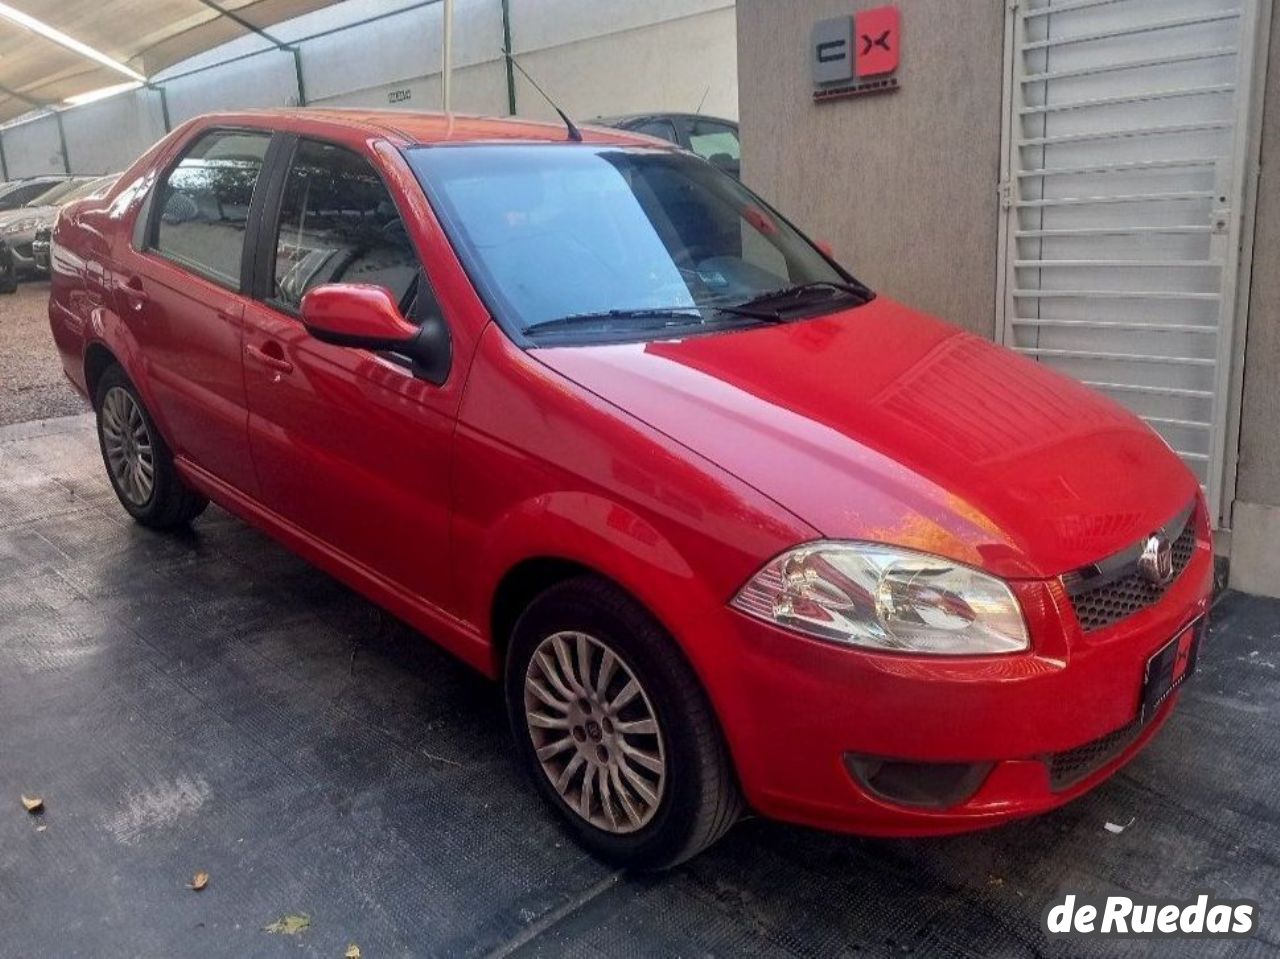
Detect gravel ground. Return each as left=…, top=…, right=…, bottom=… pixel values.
left=0, top=281, right=89, bottom=426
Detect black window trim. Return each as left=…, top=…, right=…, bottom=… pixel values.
left=138, top=125, right=280, bottom=296
left=249, top=131, right=301, bottom=311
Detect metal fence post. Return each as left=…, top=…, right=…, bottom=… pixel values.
left=501, top=0, right=517, bottom=115
left=54, top=110, right=70, bottom=173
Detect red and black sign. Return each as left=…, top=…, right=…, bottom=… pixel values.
left=812, top=5, right=901, bottom=103
left=855, top=6, right=900, bottom=77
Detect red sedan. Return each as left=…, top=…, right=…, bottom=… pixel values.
left=48, top=109, right=1213, bottom=869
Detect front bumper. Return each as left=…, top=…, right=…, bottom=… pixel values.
left=692, top=521, right=1214, bottom=837
left=7, top=233, right=38, bottom=275
left=31, top=236, right=50, bottom=274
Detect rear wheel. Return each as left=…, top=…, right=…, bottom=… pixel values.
left=94, top=365, right=208, bottom=529
left=506, top=576, right=741, bottom=870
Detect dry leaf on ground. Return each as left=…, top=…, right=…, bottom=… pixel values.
left=345, top=945, right=362, bottom=959
left=188, top=871, right=209, bottom=891
left=20, top=795, right=43, bottom=814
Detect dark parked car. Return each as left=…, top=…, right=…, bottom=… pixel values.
left=5, top=174, right=117, bottom=278
left=31, top=225, right=50, bottom=276
left=594, top=113, right=740, bottom=178
left=0, top=239, right=14, bottom=294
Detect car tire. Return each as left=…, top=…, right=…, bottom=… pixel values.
left=506, top=575, right=742, bottom=870
left=94, top=365, right=208, bottom=529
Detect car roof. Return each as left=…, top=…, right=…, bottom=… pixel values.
left=594, top=112, right=738, bottom=127
left=187, top=108, right=666, bottom=149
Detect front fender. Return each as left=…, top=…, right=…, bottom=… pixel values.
left=467, top=491, right=722, bottom=673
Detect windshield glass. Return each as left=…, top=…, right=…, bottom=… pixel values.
left=25, top=179, right=90, bottom=208
left=408, top=145, right=861, bottom=340
left=59, top=175, right=115, bottom=205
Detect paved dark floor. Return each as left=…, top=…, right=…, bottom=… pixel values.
left=2, top=414, right=1278, bottom=958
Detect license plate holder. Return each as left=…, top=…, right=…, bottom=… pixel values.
left=1140, top=618, right=1203, bottom=723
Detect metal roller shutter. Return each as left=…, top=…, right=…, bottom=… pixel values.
left=997, top=0, right=1266, bottom=525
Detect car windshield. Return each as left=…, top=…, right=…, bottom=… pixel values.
left=25, top=179, right=89, bottom=208
left=59, top=175, right=116, bottom=205
left=408, top=145, right=864, bottom=340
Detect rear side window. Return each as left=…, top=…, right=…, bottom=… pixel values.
left=687, top=120, right=740, bottom=162
left=0, top=181, right=58, bottom=210
left=153, top=130, right=271, bottom=288
left=270, top=139, right=421, bottom=312
left=633, top=119, right=679, bottom=144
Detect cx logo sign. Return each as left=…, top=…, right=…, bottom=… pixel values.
left=811, top=5, right=901, bottom=86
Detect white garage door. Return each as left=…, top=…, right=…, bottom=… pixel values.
left=997, top=0, right=1266, bottom=526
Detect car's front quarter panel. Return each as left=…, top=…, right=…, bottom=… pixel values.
left=452, top=322, right=818, bottom=690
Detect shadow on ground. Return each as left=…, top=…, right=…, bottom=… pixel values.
left=2, top=416, right=1277, bottom=957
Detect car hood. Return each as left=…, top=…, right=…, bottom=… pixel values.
left=0, top=205, right=54, bottom=228
left=533, top=297, right=1199, bottom=579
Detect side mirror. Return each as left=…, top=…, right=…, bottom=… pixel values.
left=300, top=283, right=451, bottom=385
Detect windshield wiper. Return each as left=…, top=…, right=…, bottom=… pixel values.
left=525, top=303, right=779, bottom=335
left=735, top=280, right=873, bottom=312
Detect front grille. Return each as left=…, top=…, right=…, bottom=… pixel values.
left=1065, top=508, right=1197, bottom=633
left=1046, top=720, right=1145, bottom=791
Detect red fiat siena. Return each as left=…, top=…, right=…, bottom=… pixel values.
left=48, top=110, right=1213, bottom=868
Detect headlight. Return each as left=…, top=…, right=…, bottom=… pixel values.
left=731, top=542, right=1029, bottom=655
left=3, top=219, right=36, bottom=235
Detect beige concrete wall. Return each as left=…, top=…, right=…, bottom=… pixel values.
left=1237, top=1, right=1280, bottom=511
left=1230, top=3, right=1280, bottom=598
left=736, top=0, right=1006, bottom=336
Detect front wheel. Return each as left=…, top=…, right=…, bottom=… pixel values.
left=94, top=365, right=208, bottom=529
left=506, top=576, right=742, bottom=870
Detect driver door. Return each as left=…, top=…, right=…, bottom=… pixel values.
left=242, top=136, right=457, bottom=611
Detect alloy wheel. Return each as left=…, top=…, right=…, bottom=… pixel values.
left=100, top=386, right=155, bottom=507
left=524, top=630, right=667, bottom=834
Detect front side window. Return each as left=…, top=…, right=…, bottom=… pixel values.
left=409, top=145, right=862, bottom=342
left=153, top=130, right=271, bottom=288
left=270, top=139, right=421, bottom=312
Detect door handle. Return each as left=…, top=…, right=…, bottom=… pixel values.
left=246, top=342, right=294, bottom=375
left=116, top=276, right=149, bottom=311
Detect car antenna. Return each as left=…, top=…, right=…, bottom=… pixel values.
left=694, top=85, right=710, bottom=116
left=501, top=47, right=583, bottom=142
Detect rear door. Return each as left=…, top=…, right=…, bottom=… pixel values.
left=118, top=128, right=273, bottom=495
left=241, top=136, right=458, bottom=611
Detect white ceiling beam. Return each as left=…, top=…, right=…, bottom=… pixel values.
left=0, top=3, right=145, bottom=83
